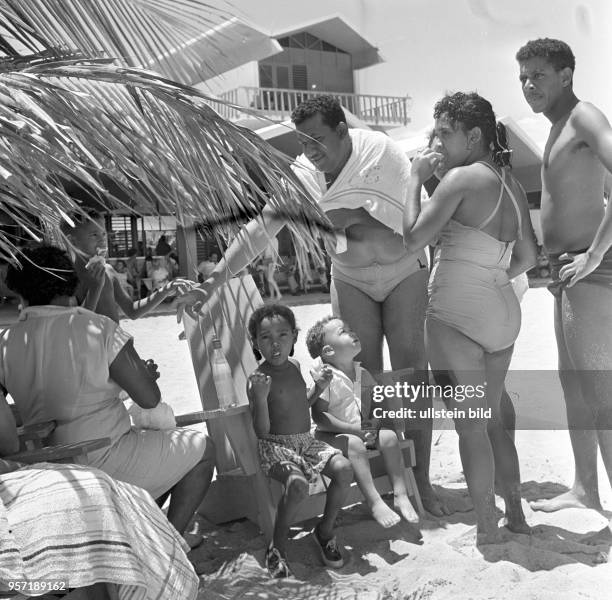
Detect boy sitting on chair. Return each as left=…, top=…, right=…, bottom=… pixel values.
left=246, top=305, right=353, bottom=578
left=307, top=316, right=420, bottom=528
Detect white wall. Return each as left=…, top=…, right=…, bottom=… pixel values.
left=227, top=0, right=612, bottom=131
left=197, top=62, right=259, bottom=96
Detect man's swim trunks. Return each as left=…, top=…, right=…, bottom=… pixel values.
left=332, top=252, right=427, bottom=303
left=547, top=247, right=612, bottom=298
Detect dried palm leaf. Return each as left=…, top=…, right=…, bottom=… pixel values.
left=0, top=1, right=331, bottom=263
left=0, top=0, right=237, bottom=82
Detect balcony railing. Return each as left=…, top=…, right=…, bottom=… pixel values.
left=214, top=87, right=411, bottom=127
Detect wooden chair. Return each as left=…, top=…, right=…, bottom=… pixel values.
left=7, top=404, right=111, bottom=465
left=182, top=274, right=423, bottom=542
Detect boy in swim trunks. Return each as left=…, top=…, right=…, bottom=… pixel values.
left=516, top=39, right=612, bottom=541
left=246, top=304, right=353, bottom=578
left=307, top=316, right=420, bottom=529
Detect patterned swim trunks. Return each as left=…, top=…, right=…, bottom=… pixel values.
left=257, top=432, right=340, bottom=483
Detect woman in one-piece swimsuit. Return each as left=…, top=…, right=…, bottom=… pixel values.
left=403, top=92, right=538, bottom=545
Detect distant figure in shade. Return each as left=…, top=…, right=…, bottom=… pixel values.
left=197, top=252, right=219, bottom=283
left=143, top=247, right=154, bottom=278
left=114, top=260, right=134, bottom=298
left=262, top=237, right=282, bottom=301
left=126, top=248, right=141, bottom=299
left=151, top=258, right=170, bottom=291
left=155, top=234, right=172, bottom=257
left=167, top=252, right=180, bottom=278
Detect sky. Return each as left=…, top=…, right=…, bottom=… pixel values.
left=228, top=0, right=612, bottom=140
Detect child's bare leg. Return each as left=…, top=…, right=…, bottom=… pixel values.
left=377, top=429, right=419, bottom=523
left=269, top=462, right=309, bottom=555
left=342, top=434, right=400, bottom=527
left=318, top=454, right=353, bottom=540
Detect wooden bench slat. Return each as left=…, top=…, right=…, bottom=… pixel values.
left=175, top=404, right=249, bottom=427
left=6, top=438, right=111, bottom=464
left=16, top=421, right=56, bottom=442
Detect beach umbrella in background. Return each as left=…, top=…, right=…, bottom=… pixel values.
left=0, top=0, right=329, bottom=262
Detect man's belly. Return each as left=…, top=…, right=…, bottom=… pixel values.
left=326, top=225, right=410, bottom=268
left=541, top=202, right=604, bottom=253
left=540, top=162, right=606, bottom=252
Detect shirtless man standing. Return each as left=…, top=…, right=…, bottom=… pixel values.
left=177, top=95, right=446, bottom=516
left=517, top=39, right=612, bottom=539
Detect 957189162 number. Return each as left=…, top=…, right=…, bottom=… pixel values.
left=6, top=580, right=68, bottom=593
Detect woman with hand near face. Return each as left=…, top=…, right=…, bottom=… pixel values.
left=404, top=92, right=538, bottom=545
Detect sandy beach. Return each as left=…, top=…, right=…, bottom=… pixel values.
left=121, top=287, right=612, bottom=600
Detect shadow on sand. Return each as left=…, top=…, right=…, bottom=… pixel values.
left=189, top=481, right=611, bottom=599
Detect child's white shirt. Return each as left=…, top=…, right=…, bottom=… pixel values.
left=312, top=357, right=368, bottom=430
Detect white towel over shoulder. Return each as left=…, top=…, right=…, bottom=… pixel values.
left=292, top=128, right=411, bottom=236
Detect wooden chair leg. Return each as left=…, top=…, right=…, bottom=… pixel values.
left=404, top=467, right=424, bottom=515
left=251, top=469, right=276, bottom=542
left=222, top=411, right=275, bottom=542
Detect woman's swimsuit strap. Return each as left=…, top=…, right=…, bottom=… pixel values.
left=475, top=162, right=523, bottom=240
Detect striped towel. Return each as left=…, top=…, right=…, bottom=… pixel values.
left=292, top=128, right=412, bottom=237
left=0, top=463, right=198, bottom=599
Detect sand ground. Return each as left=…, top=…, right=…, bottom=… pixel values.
left=119, top=288, right=612, bottom=600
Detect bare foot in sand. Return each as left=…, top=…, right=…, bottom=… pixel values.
left=450, top=525, right=513, bottom=548
left=502, top=518, right=542, bottom=536
left=370, top=499, right=401, bottom=528
left=420, top=485, right=451, bottom=516
left=476, top=528, right=515, bottom=546
left=394, top=493, right=419, bottom=523
left=583, top=526, right=612, bottom=546
left=530, top=490, right=602, bottom=513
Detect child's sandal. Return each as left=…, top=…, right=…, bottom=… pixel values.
left=265, top=544, right=291, bottom=578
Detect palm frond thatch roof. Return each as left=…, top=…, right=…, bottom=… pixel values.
left=0, top=1, right=329, bottom=262
left=0, top=0, right=238, bottom=83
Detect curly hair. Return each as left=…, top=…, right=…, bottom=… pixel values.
left=247, top=304, right=298, bottom=361
left=305, top=315, right=337, bottom=359
left=6, top=245, right=78, bottom=306
left=434, top=92, right=512, bottom=168
left=291, top=95, right=346, bottom=129
left=516, top=38, right=575, bottom=72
